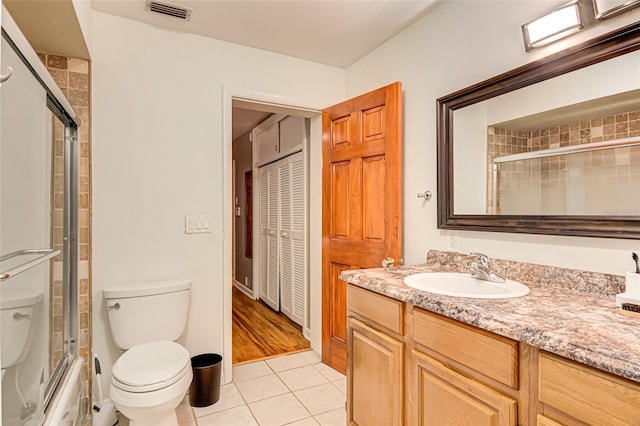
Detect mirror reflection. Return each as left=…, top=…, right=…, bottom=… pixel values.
left=0, top=34, right=74, bottom=425
left=452, top=49, right=640, bottom=216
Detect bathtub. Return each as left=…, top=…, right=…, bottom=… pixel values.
left=43, top=357, right=86, bottom=426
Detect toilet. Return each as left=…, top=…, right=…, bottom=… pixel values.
left=104, top=278, right=192, bottom=426
left=1, top=291, right=43, bottom=380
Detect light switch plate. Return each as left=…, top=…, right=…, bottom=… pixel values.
left=185, top=214, right=213, bottom=234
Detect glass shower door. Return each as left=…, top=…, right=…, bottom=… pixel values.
left=0, top=32, right=78, bottom=425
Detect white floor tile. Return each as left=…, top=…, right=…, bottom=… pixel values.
left=313, top=363, right=345, bottom=382
left=314, top=407, right=347, bottom=426
left=266, top=353, right=310, bottom=372
left=294, top=383, right=346, bottom=415
left=196, top=404, right=258, bottom=426
left=235, top=373, right=289, bottom=403
left=233, top=360, right=274, bottom=382
left=331, top=378, right=346, bottom=395
left=179, top=420, right=197, bottom=426
left=285, top=416, right=320, bottom=425
left=192, top=383, right=245, bottom=417
left=116, top=412, right=129, bottom=426
left=299, top=351, right=322, bottom=365
left=278, top=365, right=329, bottom=391
left=249, top=393, right=310, bottom=426
left=176, top=399, right=195, bottom=423
left=266, top=354, right=309, bottom=373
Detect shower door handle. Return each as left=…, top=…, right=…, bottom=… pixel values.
left=0, top=66, right=13, bottom=83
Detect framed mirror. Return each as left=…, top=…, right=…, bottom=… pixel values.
left=437, top=21, right=640, bottom=239
left=594, top=0, right=640, bottom=20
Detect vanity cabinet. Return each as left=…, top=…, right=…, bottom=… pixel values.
left=347, top=284, right=524, bottom=426
left=346, top=285, right=404, bottom=426
left=346, top=284, right=640, bottom=426
left=409, top=307, right=520, bottom=426
left=537, top=352, right=640, bottom=426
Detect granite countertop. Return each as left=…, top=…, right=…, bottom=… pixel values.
left=339, top=263, right=640, bottom=384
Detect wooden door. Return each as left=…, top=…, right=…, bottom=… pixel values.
left=347, top=317, right=404, bottom=426
left=322, top=82, right=403, bottom=372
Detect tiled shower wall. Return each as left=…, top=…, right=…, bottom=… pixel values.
left=39, top=53, right=92, bottom=400
left=487, top=109, right=640, bottom=214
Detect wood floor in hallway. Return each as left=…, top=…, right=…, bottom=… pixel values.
left=232, top=286, right=310, bottom=364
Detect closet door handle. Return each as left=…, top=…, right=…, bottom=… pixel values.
left=268, top=230, right=275, bottom=236
left=0, top=66, right=13, bottom=83
left=281, top=232, right=289, bottom=238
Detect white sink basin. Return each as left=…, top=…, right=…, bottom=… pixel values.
left=403, top=272, right=529, bottom=299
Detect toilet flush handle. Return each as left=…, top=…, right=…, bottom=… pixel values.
left=107, top=302, right=121, bottom=311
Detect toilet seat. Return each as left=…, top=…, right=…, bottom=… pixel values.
left=112, top=341, right=190, bottom=393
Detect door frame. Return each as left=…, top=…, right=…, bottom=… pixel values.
left=222, top=86, right=323, bottom=383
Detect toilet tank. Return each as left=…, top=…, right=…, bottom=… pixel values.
left=1, top=291, right=43, bottom=368
left=103, top=278, right=191, bottom=350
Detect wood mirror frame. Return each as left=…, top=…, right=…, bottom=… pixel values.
left=437, top=21, right=640, bottom=239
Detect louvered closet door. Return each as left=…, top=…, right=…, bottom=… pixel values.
left=259, top=164, right=280, bottom=311
left=280, top=152, right=305, bottom=326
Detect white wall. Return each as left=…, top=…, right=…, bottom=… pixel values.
left=72, top=0, right=92, bottom=56
left=453, top=102, right=488, bottom=214
left=346, top=1, right=640, bottom=273
left=92, top=10, right=345, bottom=396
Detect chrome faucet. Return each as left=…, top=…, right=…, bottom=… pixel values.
left=468, top=252, right=505, bottom=283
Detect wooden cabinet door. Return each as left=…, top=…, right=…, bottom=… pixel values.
left=322, top=82, right=403, bottom=373
left=412, top=351, right=517, bottom=426
left=279, top=116, right=305, bottom=157
left=538, top=352, right=640, bottom=426
left=347, top=317, right=403, bottom=426
left=256, top=119, right=280, bottom=165
left=537, top=414, right=564, bottom=426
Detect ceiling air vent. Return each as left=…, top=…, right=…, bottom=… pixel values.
left=145, top=0, right=192, bottom=21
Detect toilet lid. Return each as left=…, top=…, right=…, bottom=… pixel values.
left=112, top=341, right=190, bottom=388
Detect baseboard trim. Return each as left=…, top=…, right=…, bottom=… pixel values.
left=234, top=280, right=255, bottom=298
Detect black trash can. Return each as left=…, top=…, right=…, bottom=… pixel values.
left=189, top=353, right=222, bottom=407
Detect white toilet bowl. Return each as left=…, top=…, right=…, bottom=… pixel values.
left=103, top=279, right=192, bottom=426
left=109, top=341, right=192, bottom=426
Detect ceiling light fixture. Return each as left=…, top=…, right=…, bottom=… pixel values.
left=522, top=1, right=594, bottom=51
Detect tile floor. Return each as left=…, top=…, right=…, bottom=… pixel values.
left=118, top=351, right=346, bottom=426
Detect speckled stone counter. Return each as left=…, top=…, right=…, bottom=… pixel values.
left=339, top=251, right=640, bottom=384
